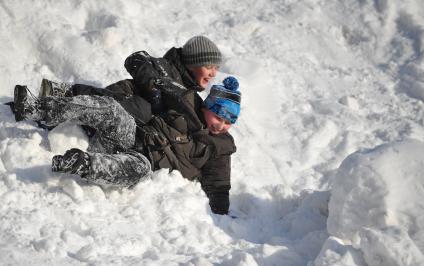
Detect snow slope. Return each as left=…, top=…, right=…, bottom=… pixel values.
left=319, top=140, right=424, bottom=266
left=0, top=0, right=424, bottom=265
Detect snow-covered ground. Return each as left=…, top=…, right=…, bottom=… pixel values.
left=1, top=0, right=424, bottom=265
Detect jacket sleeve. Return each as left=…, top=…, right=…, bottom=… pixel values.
left=124, top=51, right=160, bottom=97
left=200, top=154, right=232, bottom=215
left=124, top=51, right=192, bottom=114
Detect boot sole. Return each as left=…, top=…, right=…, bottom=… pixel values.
left=14, top=85, right=28, bottom=121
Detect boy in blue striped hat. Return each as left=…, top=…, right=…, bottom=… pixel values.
left=202, top=76, right=241, bottom=135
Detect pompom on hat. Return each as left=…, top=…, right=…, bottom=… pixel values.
left=204, top=76, right=241, bottom=124
left=182, top=36, right=222, bottom=67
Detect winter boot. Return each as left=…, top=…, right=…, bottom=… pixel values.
left=39, top=78, right=73, bottom=97
left=52, top=148, right=91, bottom=176
left=14, top=85, right=44, bottom=122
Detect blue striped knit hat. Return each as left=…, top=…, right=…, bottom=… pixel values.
left=204, top=76, right=241, bottom=124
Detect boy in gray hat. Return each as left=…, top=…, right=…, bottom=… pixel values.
left=40, top=35, right=222, bottom=112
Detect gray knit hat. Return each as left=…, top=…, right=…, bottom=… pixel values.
left=182, top=36, right=222, bottom=67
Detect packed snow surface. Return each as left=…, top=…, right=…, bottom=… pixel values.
left=1, top=0, right=424, bottom=265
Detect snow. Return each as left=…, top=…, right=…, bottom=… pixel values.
left=1, top=0, right=424, bottom=265
left=48, top=122, right=89, bottom=154
left=324, top=140, right=424, bottom=266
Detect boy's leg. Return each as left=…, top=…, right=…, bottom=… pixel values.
left=43, top=95, right=136, bottom=152
left=72, top=80, right=152, bottom=126
left=87, top=151, right=151, bottom=187
left=40, top=79, right=135, bottom=101
left=39, top=79, right=73, bottom=97
left=52, top=148, right=151, bottom=187
left=72, top=79, right=135, bottom=100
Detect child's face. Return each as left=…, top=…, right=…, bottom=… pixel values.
left=189, top=65, right=219, bottom=89
left=202, top=109, right=231, bottom=134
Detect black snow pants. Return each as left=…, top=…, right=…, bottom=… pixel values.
left=42, top=94, right=151, bottom=187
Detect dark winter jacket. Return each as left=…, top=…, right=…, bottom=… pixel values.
left=124, top=48, right=237, bottom=215
left=124, top=48, right=203, bottom=109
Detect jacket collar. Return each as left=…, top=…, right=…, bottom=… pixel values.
left=163, top=47, right=204, bottom=92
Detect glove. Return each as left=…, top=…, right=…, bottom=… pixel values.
left=52, top=148, right=91, bottom=176
left=209, top=193, right=230, bottom=215
left=149, top=87, right=164, bottom=114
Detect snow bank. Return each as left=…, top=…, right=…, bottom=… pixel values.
left=316, top=139, right=424, bottom=266
left=2, top=0, right=424, bottom=265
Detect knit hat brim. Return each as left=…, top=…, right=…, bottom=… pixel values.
left=205, top=98, right=240, bottom=124
left=182, top=52, right=222, bottom=67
